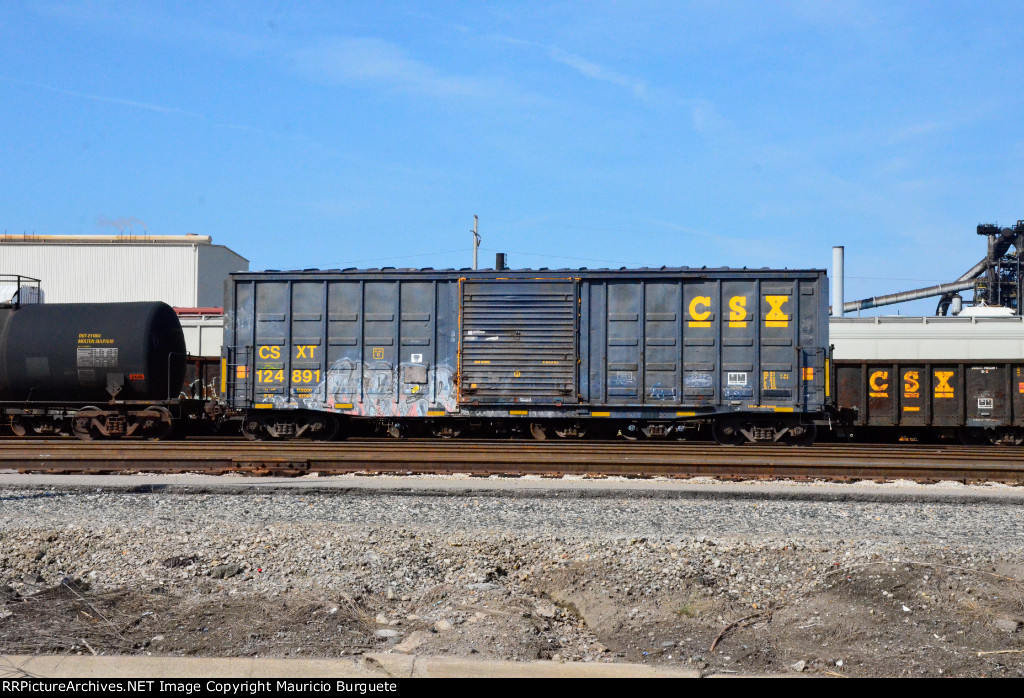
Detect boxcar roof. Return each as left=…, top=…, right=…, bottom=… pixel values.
left=232, top=266, right=826, bottom=278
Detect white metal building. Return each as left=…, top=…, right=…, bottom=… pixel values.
left=177, top=309, right=225, bottom=358
left=0, top=234, right=248, bottom=307
left=830, top=315, right=1024, bottom=360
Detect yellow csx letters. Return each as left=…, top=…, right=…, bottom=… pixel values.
left=903, top=371, right=920, bottom=398
left=258, top=346, right=281, bottom=359
left=765, top=296, right=790, bottom=328
left=688, top=296, right=711, bottom=328
left=869, top=370, right=889, bottom=398
left=294, top=345, right=317, bottom=359
left=934, top=370, right=954, bottom=398
left=687, top=294, right=789, bottom=328
left=729, top=296, right=747, bottom=328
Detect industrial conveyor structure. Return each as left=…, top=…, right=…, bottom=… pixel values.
left=835, top=220, right=1024, bottom=317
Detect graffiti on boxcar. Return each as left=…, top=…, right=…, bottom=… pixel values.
left=648, top=384, right=676, bottom=400
left=608, top=371, right=635, bottom=387
left=287, top=358, right=459, bottom=416
left=684, top=372, right=713, bottom=389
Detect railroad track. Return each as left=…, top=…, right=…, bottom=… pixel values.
left=0, top=439, right=1022, bottom=483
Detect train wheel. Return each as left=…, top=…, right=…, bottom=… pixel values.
left=712, top=419, right=746, bottom=446
left=529, top=423, right=548, bottom=441
left=140, top=406, right=174, bottom=440
left=72, top=407, right=104, bottom=441
left=785, top=423, right=817, bottom=447
left=307, top=414, right=338, bottom=441
left=241, top=417, right=264, bottom=441
left=10, top=418, right=28, bottom=437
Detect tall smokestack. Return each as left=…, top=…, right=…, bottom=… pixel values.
left=832, top=246, right=844, bottom=316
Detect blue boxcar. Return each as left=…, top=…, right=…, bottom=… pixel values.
left=224, top=267, right=830, bottom=443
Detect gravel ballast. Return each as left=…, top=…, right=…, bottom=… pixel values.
left=0, top=477, right=1022, bottom=677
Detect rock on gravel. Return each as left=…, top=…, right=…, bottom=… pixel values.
left=209, top=563, right=242, bottom=580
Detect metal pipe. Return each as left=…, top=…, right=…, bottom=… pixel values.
left=935, top=228, right=1017, bottom=314
left=935, top=256, right=988, bottom=315
left=471, top=215, right=480, bottom=271
left=843, top=279, right=976, bottom=313
left=831, top=246, right=844, bottom=317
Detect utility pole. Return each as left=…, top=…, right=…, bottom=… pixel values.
left=472, top=215, right=480, bottom=270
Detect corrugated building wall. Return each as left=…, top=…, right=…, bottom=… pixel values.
left=0, top=235, right=248, bottom=307
left=178, top=312, right=225, bottom=357
left=830, top=316, right=1024, bottom=360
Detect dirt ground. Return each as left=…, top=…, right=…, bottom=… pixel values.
left=3, top=555, right=1023, bottom=677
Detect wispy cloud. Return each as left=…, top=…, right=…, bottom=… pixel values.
left=0, top=76, right=204, bottom=118
left=688, top=99, right=723, bottom=133
left=547, top=45, right=723, bottom=132
left=291, top=38, right=493, bottom=98
left=489, top=36, right=722, bottom=131
left=1, top=75, right=299, bottom=140
left=888, top=120, right=948, bottom=144
left=547, top=47, right=649, bottom=99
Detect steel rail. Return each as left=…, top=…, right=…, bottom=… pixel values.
left=1, top=440, right=1022, bottom=483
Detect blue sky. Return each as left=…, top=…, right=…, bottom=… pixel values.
left=1, top=1, right=1022, bottom=314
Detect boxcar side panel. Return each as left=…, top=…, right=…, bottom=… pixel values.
left=290, top=281, right=326, bottom=405
left=362, top=281, right=398, bottom=414
left=326, top=280, right=362, bottom=408
left=253, top=281, right=289, bottom=404
left=682, top=279, right=719, bottom=405
left=604, top=281, right=642, bottom=404
left=643, top=281, right=681, bottom=405
left=721, top=278, right=756, bottom=404
left=798, top=281, right=825, bottom=410
left=758, top=280, right=797, bottom=406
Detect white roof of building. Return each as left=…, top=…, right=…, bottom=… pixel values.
left=0, top=234, right=214, bottom=244
left=830, top=315, right=1024, bottom=360
left=0, top=235, right=249, bottom=307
